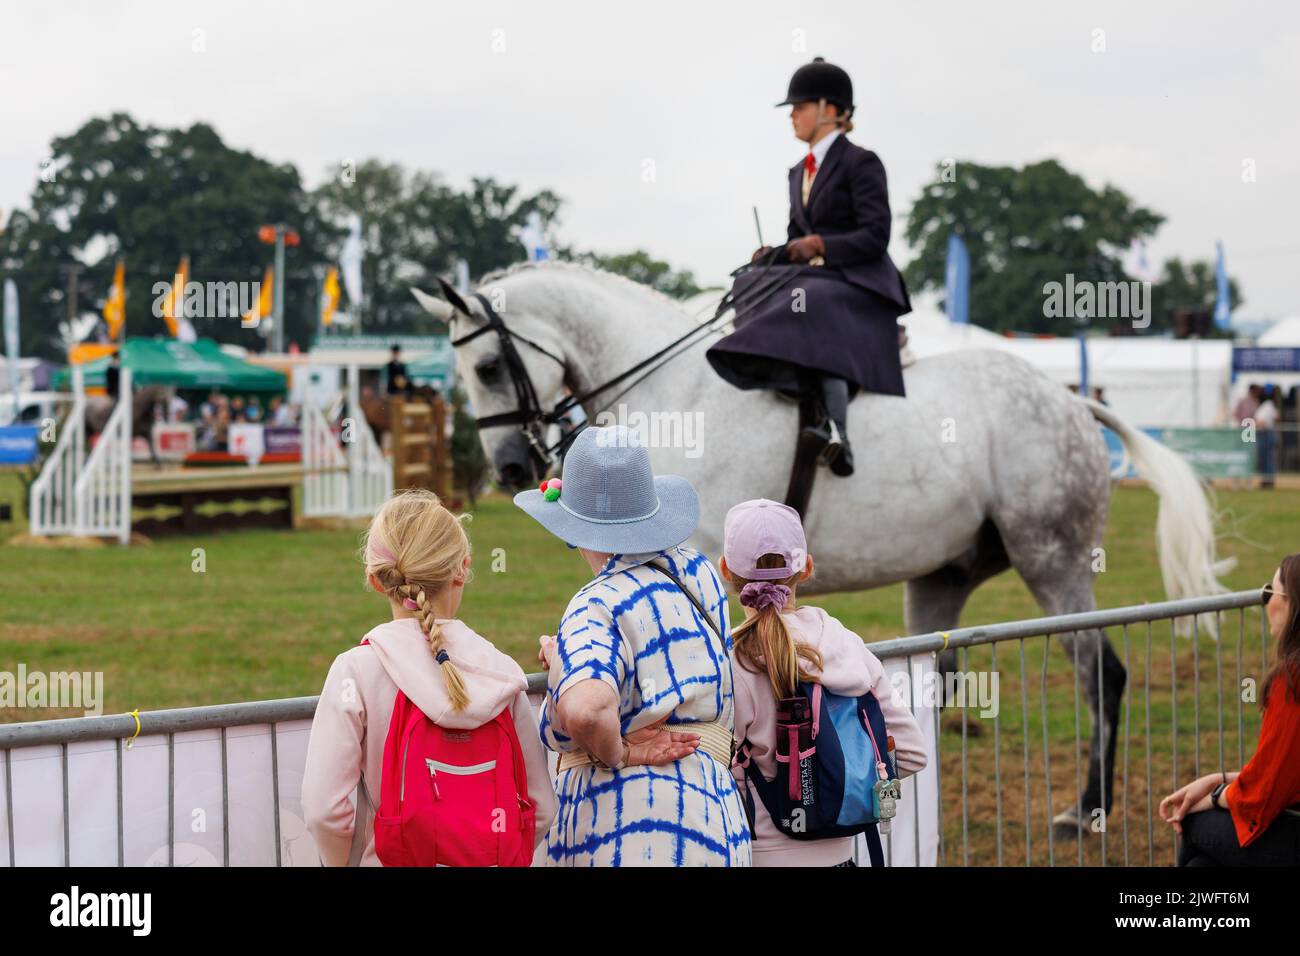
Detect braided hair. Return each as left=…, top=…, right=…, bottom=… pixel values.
left=362, top=489, right=472, bottom=711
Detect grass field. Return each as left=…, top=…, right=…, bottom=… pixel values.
left=1, top=469, right=1295, bottom=865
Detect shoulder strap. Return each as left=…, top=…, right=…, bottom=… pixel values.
left=493, top=707, right=532, bottom=806
left=645, top=560, right=723, bottom=643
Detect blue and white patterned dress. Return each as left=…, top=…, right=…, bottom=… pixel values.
left=539, top=545, right=752, bottom=866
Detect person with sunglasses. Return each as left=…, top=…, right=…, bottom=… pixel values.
left=1159, top=554, right=1300, bottom=865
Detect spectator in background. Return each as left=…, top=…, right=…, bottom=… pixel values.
left=230, top=395, right=246, bottom=423
left=385, top=344, right=412, bottom=398
left=268, top=395, right=295, bottom=427
left=215, top=396, right=232, bottom=450
left=1256, top=385, right=1279, bottom=490
left=246, top=396, right=264, bottom=423
left=105, top=351, right=122, bottom=405
left=1283, top=386, right=1300, bottom=473
left=167, top=391, right=189, bottom=423
left=1233, top=383, right=1261, bottom=427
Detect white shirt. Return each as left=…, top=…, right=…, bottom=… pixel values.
left=1255, top=400, right=1279, bottom=429
left=801, top=129, right=842, bottom=206
left=806, top=128, right=841, bottom=172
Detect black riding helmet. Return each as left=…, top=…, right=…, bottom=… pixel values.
left=776, top=56, right=854, bottom=115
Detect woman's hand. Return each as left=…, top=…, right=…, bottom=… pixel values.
left=623, top=718, right=701, bottom=767
left=537, top=634, right=558, bottom=670
left=1158, top=773, right=1221, bottom=834
left=786, top=234, right=825, bottom=264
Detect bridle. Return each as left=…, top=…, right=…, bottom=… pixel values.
left=448, top=250, right=800, bottom=475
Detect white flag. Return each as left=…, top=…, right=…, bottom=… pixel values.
left=340, top=214, right=364, bottom=307
left=1123, top=238, right=1160, bottom=283
left=518, top=211, right=549, bottom=262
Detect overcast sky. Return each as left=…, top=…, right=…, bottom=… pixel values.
left=3, top=0, right=1297, bottom=319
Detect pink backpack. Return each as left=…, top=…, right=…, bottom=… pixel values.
left=362, top=639, right=536, bottom=867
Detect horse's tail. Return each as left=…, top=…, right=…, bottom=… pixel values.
left=1082, top=397, right=1235, bottom=637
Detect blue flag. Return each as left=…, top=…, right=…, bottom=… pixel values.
left=945, top=233, right=970, bottom=325
left=1214, top=240, right=1232, bottom=331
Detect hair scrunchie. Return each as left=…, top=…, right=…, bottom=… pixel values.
left=739, top=581, right=791, bottom=611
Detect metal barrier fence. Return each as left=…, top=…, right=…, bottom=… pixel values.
left=0, top=589, right=1270, bottom=867
left=867, top=588, right=1269, bottom=867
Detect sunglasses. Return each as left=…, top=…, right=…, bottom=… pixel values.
left=1263, top=584, right=1286, bottom=605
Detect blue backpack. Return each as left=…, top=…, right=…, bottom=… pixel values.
left=736, top=681, right=898, bottom=866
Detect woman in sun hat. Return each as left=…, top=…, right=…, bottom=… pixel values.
left=517, top=424, right=752, bottom=866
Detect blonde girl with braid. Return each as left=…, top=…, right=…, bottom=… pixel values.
left=719, top=499, right=927, bottom=867
left=303, top=489, right=557, bottom=866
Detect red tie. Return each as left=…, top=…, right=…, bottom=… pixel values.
left=804, top=152, right=816, bottom=175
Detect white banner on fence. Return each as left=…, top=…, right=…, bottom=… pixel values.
left=1, top=720, right=317, bottom=867
left=2, top=677, right=940, bottom=867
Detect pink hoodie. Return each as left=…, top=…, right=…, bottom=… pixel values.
left=302, top=617, right=558, bottom=866
left=730, top=604, right=927, bottom=867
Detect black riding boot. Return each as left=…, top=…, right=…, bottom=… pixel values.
left=820, top=375, right=854, bottom=477
left=796, top=373, right=855, bottom=477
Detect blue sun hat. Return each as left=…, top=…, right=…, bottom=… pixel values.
left=513, top=424, right=699, bottom=554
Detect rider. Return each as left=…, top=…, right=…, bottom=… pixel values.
left=706, top=57, right=911, bottom=477
left=385, top=343, right=413, bottom=399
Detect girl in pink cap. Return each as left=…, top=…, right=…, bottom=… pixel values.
left=720, top=498, right=927, bottom=866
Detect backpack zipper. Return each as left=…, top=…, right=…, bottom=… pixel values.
left=399, top=726, right=414, bottom=802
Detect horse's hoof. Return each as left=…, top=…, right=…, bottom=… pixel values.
left=1051, top=806, right=1103, bottom=840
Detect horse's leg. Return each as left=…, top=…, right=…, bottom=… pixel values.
left=906, top=518, right=1011, bottom=676
left=1006, top=545, right=1126, bottom=839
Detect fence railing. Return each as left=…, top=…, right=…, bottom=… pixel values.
left=301, top=401, right=349, bottom=518
left=27, top=364, right=86, bottom=537
left=864, top=587, right=1269, bottom=867
left=345, top=363, right=392, bottom=518
left=73, top=368, right=132, bottom=543
left=0, top=588, right=1270, bottom=867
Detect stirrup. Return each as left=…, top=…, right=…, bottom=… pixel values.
left=815, top=420, right=843, bottom=466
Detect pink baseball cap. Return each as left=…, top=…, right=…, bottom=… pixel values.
left=723, top=498, right=808, bottom=581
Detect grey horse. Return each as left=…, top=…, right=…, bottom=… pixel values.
left=415, top=261, right=1231, bottom=836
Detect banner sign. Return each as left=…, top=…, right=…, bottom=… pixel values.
left=0, top=424, right=39, bottom=464
left=1102, top=426, right=1253, bottom=479
left=228, top=424, right=265, bottom=465
left=1232, top=347, right=1300, bottom=373
left=263, top=427, right=301, bottom=456
left=151, top=423, right=196, bottom=462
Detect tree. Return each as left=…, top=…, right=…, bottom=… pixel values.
left=313, top=165, right=565, bottom=334
left=572, top=249, right=707, bottom=299
left=903, top=159, right=1167, bottom=335
left=1149, top=257, right=1242, bottom=335
left=0, top=113, right=334, bottom=357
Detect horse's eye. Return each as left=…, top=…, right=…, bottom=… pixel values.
left=475, top=356, right=502, bottom=384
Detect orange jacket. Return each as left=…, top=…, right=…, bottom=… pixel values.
left=1227, top=677, right=1300, bottom=847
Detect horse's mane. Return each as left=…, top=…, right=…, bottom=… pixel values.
left=476, top=259, right=688, bottom=314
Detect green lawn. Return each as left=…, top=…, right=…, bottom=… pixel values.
left=1, top=470, right=1294, bottom=865
left=0, top=472, right=1292, bottom=718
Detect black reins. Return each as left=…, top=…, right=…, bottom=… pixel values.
left=448, top=247, right=800, bottom=470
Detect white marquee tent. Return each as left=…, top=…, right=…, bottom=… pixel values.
left=900, top=304, right=1233, bottom=428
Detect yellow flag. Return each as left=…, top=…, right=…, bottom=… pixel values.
left=160, top=256, right=189, bottom=337
left=242, top=266, right=274, bottom=328
left=321, top=267, right=340, bottom=327
left=102, top=260, right=126, bottom=340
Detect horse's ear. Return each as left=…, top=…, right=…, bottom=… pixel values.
left=436, top=277, right=474, bottom=317
left=411, top=287, right=454, bottom=322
